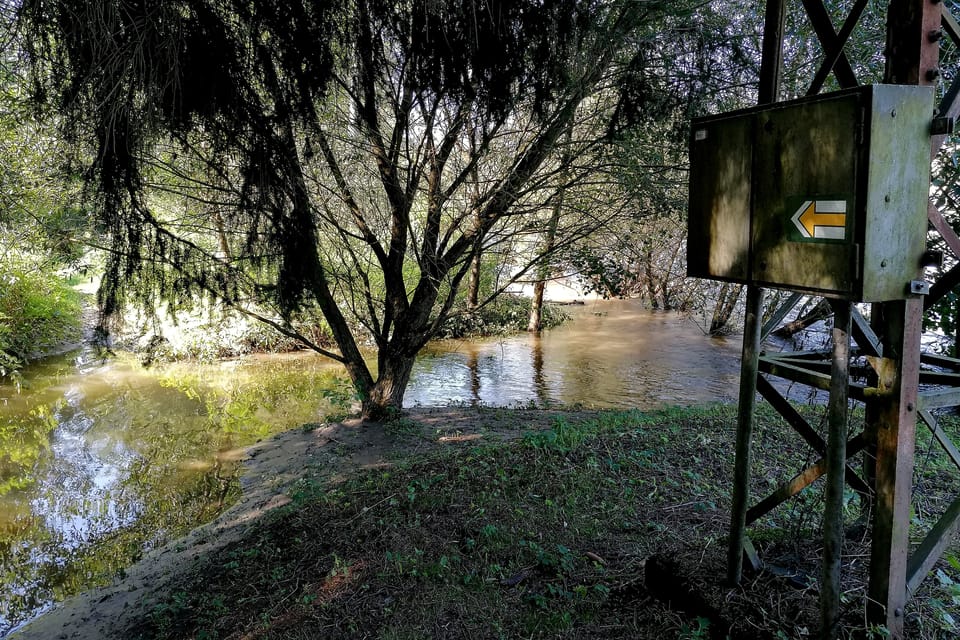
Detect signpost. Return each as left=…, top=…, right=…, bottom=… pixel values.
left=686, top=0, right=960, bottom=637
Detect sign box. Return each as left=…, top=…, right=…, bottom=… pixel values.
left=687, top=85, right=933, bottom=302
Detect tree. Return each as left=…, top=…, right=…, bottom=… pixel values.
left=16, top=0, right=693, bottom=418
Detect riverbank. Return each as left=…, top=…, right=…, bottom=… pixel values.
left=9, top=407, right=580, bottom=640
left=12, top=405, right=960, bottom=639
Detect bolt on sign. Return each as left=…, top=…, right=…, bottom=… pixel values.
left=687, top=84, right=932, bottom=302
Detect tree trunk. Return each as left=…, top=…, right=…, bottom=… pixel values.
left=773, top=298, right=832, bottom=338
left=528, top=278, right=547, bottom=332
left=528, top=127, right=570, bottom=332
left=709, top=283, right=742, bottom=335
left=212, top=210, right=232, bottom=260
left=362, top=350, right=417, bottom=420
left=467, top=247, right=482, bottom=310
left=644, top=247, right=660, bottom=308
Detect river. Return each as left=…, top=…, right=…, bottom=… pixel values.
left=0, top=298, right=742, bottom=635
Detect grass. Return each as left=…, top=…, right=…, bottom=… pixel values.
left=129, top=405, right=960, bottom=639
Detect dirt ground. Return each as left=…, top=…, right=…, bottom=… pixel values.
left=10, top=407, right=570, bottom=640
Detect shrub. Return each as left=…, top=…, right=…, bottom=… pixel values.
left=439, top=294, right=568, bottom=339
left=0, top=266, right=82, bottom=377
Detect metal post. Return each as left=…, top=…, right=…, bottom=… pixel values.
left=728, top=285, right=765, bottom=584
left=726, top=0, right=787, bottom=587
left=867, top=299, right=923, bottom=636
left=757, top=0, right=788, bottom=104
left=865, top=0, right=939, bottom=634
left=822, top=301, right=852, bottom=639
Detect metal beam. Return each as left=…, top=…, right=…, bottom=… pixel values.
left=921, top=352, right=960, bottom=370
left=883, top=0, right=941, bottom=86
left=918, top=386, right=960, bottom=411
left=745, top=434, right=869, bottom=525
left=906, top=493, right=960, bottom=596
left=867, top=0, right=941, bottom=628
left=729, top=286, right=765, bottom=584
left=759, top=356, right=870, bottom=402
left=942, top=4, right=960, bottom=48
left=807, top=0, right=870, bottom=96
left=867, top=299, right=923, bottom=634
left=748, top=458, right=828, bottom=524
left=762, top=292, right=804, bottom=342
left=728, top=0, right=786, bottom=587
left=925, top=259, right=960, bottom=311
left=928, top=203, right=960, bottom=260
left=764, top=349, right=842, bottom=361
left=758, top=0, right=789, bottom=103
left=918, top=370, right=960, bottom=386
left=931, top=7, right=960, bottom=154
left=852, top=308, right=883, bottom=358
left=800, top=0, right=859, bottom=89
left=918, top=409, right=960, bottom=472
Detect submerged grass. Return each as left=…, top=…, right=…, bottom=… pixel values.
left=134, top=405, right=960, bottom=639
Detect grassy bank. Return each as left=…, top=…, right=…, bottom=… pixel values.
left=94, top=406, right=960, bottom=638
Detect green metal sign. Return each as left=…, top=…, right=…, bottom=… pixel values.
left=688, top=84, right=932, bottom=301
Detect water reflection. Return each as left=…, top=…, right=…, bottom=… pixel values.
left=406, top=299, right=743, bottom=408
left=0, top=354, right=351, bottom=636
left=0, top=299, right=746, bottom=636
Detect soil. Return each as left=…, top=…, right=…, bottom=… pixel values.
left=10, top=407, right=572, bottom=640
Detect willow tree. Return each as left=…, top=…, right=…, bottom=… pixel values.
left=17, top=0, right=681, bottom=418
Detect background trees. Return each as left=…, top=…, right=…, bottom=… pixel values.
left=16, top=0, right=711, bottom=418
left=13, top=0, right=936, bottom=413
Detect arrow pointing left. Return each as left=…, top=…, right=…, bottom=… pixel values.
left=791, top=200, right=847, bottom=240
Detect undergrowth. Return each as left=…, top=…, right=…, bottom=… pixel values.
left=0, top=266, right=82, bottom=381
left=129, top=405, right=960, bottom=639
left=438, top=295, right=568, bottom=339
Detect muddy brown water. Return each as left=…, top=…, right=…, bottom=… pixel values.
left=0, top=298, right=743, bottom=635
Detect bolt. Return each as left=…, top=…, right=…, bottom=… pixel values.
left=884, top=194, right=891, bottom=203
left=930, top=28, right=944, bottom=43
left=891, top=109, right=897, bottom=117
left=895, top=608, right=903, bottom=617
left=907, top=403, right=915, bottom=412
left=927, top=68, right=941, bottom=82
left=881, top=260, right=888, bottom=267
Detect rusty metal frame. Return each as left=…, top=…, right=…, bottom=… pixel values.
left=805, top=0, right=869, bottom=95
left=725, top=0, right=960, bottom=638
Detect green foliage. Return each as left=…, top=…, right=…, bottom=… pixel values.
left=117, top=304, right=337, bottom=363
left=0, top=351, right=361, bottom=633
left=0, top=266, right=82, bottom=376
left=439, top=295, right=568, bottom=339
left=157, top=362, right=355, bottom=435
left=16, top=0, right=633, bottom=320
left=135, top=405, right=762, bottom=639
left=0, top=38, right=87, bottom=380
left=679, top=617, right=711, bottom=640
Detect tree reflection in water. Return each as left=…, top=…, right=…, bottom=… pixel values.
left=0, top=353, right=352, bottom=636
